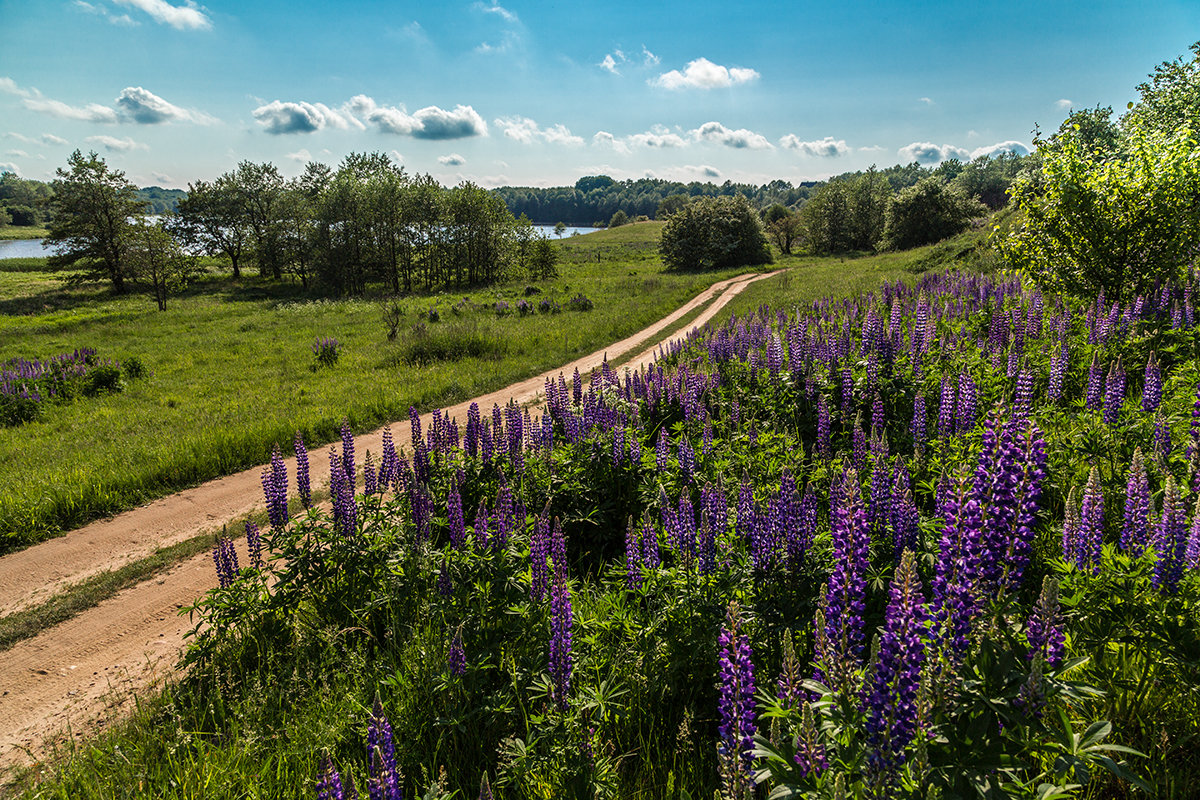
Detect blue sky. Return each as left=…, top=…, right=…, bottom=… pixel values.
left=0, top=0, right=1195, bottom=188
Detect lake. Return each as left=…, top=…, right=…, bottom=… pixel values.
left=0, top=225, right=601, bottom=260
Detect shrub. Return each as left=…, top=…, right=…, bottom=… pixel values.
left=427, top=308, right=441, bottom=323
left=658, top=195, right=773, bottom=271
left=567, top=293, right=594, bottom=311
left=83, top=365, right=124, bottom=396
left=539, top=298, right=561, bottom=314
left=312, top=337, right=341, bottom=369
left=879, top=177, right=987, bottom=251
left=123, top=356, right=147, bottom=380
left=517, top=299, right=534, bottom=316
left=0, top=393, right=42, bottom=427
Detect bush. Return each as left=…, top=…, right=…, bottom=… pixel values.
left=539, top=298, right=560, bottom=314
left=517, top=299, right=534, bottom=316
left=567, top=293, right=594, bottom=311
left=608, top=209, right=630, bottom=228
left=123, top=356, right=147, bottom=380
left=0, top=394, right=42, bottom=427
left=83, top=365, right=124, bottom=396
left=658, top=195, right=773, bottom=271
left=879, top=177, right=987, bottom=251
left=312, top=337, right=341, bottom=369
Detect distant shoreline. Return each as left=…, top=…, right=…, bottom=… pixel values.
left=0, top=226, right=49, bottom=241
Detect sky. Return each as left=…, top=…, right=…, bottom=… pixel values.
left=0, top=0, right=1196, bottom=189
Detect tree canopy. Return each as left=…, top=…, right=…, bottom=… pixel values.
left=658, top=195, right=772, bottom=271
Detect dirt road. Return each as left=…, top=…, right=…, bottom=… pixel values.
left=0, top=269, right=776, bottom=774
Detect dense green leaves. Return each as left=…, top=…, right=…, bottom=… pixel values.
left=658, top=195, right=773, bottom=271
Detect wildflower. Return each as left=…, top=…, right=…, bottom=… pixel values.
left=1154, top=477, right=1188, bottom=593
left=448, top=627, right=466, bottom=677
left=1025, top=575, right=1065, bottom=668
left=548, top=555, right=573, bottom=711
left=1122, top=448, right=1152, bottom=555
left=244, top=520, right=263, bottom=570
left=1143, top=352, right=1162, bottom=413
left=294, top=431, right=311, bottom=508
left=717, top=601, right=757, bottom=797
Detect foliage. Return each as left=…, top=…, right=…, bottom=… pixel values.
left=1121, top=40, right=1200, bottom=137
left=0, top=171, right=53, bottom=227
left=127, top=219, right=200, bottom=310
left=659, top=195, right=773, bottom=271
left=45, top=150, right=148, bottom=293
left=608, top=209, right=630, bottom=228
left=1, top=347, right=130, bottom=428
left=996, top=123, right=1200, bottom=300
left=880, top=177, right=987, bottom=251
left=312, top=336, right=341, bottom=369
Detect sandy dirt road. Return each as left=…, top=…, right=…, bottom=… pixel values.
left=0, top=269, right=777, bottom=774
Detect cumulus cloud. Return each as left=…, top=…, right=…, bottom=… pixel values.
left=599, top=53, right=620, bottom=74
left=644, top=164, right=722, bottom=181
left=351, top=96, right=487, bottom=139
left=284, top=148, right=312, bottom=163
left=899, top=141, right=970, bottom=165
left=0, top=78, right=33, bottom=99
left=918, top=96, right=934, bottom=105
left=652, top=57, right=759, bottom=90
left=691, top=121, right=772, bottom=150
left=438, top=153, right=466, bottom=166
left=252, top=100, right=355, bottom=134
left=779, top=134, right=849, bottom=157
left=629, top=124, right=688, bottom=148
left=1056, top=98, right=1073, bottom=110
left=111, top=0, right=211, bottom=30
left=970, top=140, right=1031, bottom=159
left=85, top=134, right=148, bottom=152
left=24, top=97, right=118, bottom=123
left=5, top=149, right=30, bottom=158
left=0, top=162, right=20, bottom=175
left=151, top=171, right=173, bottom=184
left=591, top=131, right=630, bottom=155
left=42, top=133, right=69, bottom=145
left=116, top=86, right=214, bottom=124
left=495, top=116, right=583, bottom=145
left=858, top=144, right=886, bottom=153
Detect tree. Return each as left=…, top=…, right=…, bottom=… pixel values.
left=767, top=212, right=804, bottom=255
left=995, top=122, right=1200, bottom=300
left=127, top=219, right=196, bottom=310
left=799, top=179, right=854, bottom=254
left=608, top=209, right=630, bottom=228
left=1121, top=41, right=1200, bottom=137
left=553, top=221, right=567, bottom=237
left=530, top=236, right=558, bottom=279
left=46, top=150, right=147, bottom=293
left=656, top=193, right=689, bottom=220
left=232, top=161, right=286, bottom=279
left=176, top=174, right=250, bottom=277
left=658, top=195, right=772, bottom=271
left=880, top=177, right=986, bottom=251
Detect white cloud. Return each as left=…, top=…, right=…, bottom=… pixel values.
left=599, top=54, right=620, bottom=74
left=1056, top=98, right=1073, bottom=110
left=652, top=57, right=759, bottom=90
left=5, top=149, right=30, bottom=158
left=438, top=153, right=466, bottom=166
left=970, top=140, right=1031, bottom=159
left=779, top=134, right=849, bottom=157
left=899, top=142, right=970, bottom=165
left=85, top=134, right=148, bottom=152
left=24, top=97, right=118, bottom=123
left=858, top=144, right=886, bottom=153
left=643, top=164, right=722, bottom=181
left=352, top=96, right=487, bottom=139
left=495, top=116, right=583, bottom=145
left=42, top=133, right=69, bottom=145
left=0, top=77, right=32, bottom=98
left=285, top=148, right=312, bottom=163
left=397, top=21, right=430, bottom=44
left=73, top=1, right=139, bottom=26
left=5, top=132, right=34, bottom=143
left=630, top=124, right=688, bottom=148
left=591, top=131, right=630, bottom=154
left=115, top=86, right=214, bottom=124
left=641, top=45, right=659, bottom=67
left=918, top=96, right=934, bottom=105
left=151, top=171, right=173, bottom=184
left=252, top=100, right=354, bottom=134
left=111, top=0, right=212, bottom=31
left=0, top=162, right=20, bottom=175
left=691, top=121, right=772, bottom=149
left=474, top=0, right=517, bottom=23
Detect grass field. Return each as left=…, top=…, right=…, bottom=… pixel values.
left=0, top=226, right=49, bottom=241
left=0, top=222, right=757, bottom=549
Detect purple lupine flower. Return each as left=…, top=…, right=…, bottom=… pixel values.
left=1048, top=344, right=1067, bottom=404
left=478, top=774, right=493, bottom=800
left=447, top=484, right=466, bottom=549
left=448, top=627, right=467, bottom=677
left=244, top=520, right=263, bottom=570
left=316, top=755, right=350, bottom=800
left=1014, top=367, right=1034, bottom=422
left=871, top=392, right=885, bottom=437
left=1187, top=495, right=1200, bottom=569
left=1104, top=358, right=1126, bottom=426
left=937, top=377, right=956, bottom=438
left=1025, top=575, right=1065, bottom=668
left=867, top=454, right=892, bottom=544
left=678, top=438, right=696, bottom=484
left=1122, top=448, right=1152, bottom=555
left=363, top=451, right=378, bottom=497
left=294, top=431, right=311, bottom=509
left=852, top=413, right=867, bottom=471
left=911, top=392, right=927, bottom=457
left=841, top=367, right=855, bottom=421
left=330, top=447, right=358, bottom=539
left=1060, top=487, right=1080, bottom=568
left=625, top=517, right=643, bottom=589
left=211, top=535, right=239, bottom=588
left=474, top=498, right=490, bottom=549
left=261, top=445, right=289, bottom=529
left=340, top=419, right=356, bottom=489
left=863, top=549, right=928, bottom=785
left=1015, top=657, right=1048, bottom=720
left=548, top=555, right=573, bottom=711
left=366, top=702, right=401, bottom=800
left=957, top=373, right=977, bottom=432
left=931, top=470, right=983, bottom=657
left=817, top=394, right=831, bottom=458
left=1085, top=354, right=1104, bottom=410
left=1077, top=467, right=1105, bottom=570
left=793, top=699, right=828, bottom=780
left=716, top=601, right=757, bottom=796
left=380, top=428, right=398, bottom=494
left=641, top=512, right=660, bottom=569
left=656, top=428, right=670, bottom=474
left=1154, top=477, right=1188, bottom=593
left=1143, top=352, right=1162, bottom=413
left=891, top=460, right=919, bottom=555
left=819, top=468, right=870, bottom=668
left=1001, top=421, right=1047, bottom=592
left=1154, top=408, right=1172, bottom=462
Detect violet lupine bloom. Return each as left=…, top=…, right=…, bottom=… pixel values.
left=1154, top=409, right=1172, bottom=462
left=363, top=451, right=378, bottom=497
left=678, top=438, right=696, bottom=484
left=937, top=377, right=956, bottom=439
left=465, top=402, right=481, bottom=458
left=1122, top=448, right=1152, bottom=555
left=448, top=627, right=467, bottom=677
left=447, top=484, right=466, bottom=549
left=911, top=393, right=927, bottom=456
left=1085, top=354, right=1104, bottom=411
left=863, top=550, right=928, bottom=785
left=211, top=535, right=239, bottom=588
left=625, top=517, right=643, bottom=590
left=820, top=469, right=870, bottom=666
left=530, top=505, right=551, bottom=602
left=340, top=419, right=356, bottom=488
left=1143, top=352, right=1163, bottom=413
left=474, top=498, right=490, bottom=549
left=871, top=393, right=885, bottom=437
left=1025, top=575, right=1065, bottom=668
left=1000, top=421, right=1048, bottom=592
left=330, top=449, right=358, bottom=539
left=867, top=455, right=892, bottom=543
left=931, top=471, right=983, bottom=657
left=641, top=512, right=660, bottom=569
left=366, top=702, right=402, bottom=800
left=478, top=774, right=494, bottom=800
left=1104, top=358, right=1126, bottom=426
left=716, top=601, right=757, bottom=796
left=1154, top=477, right=1189, bottom=593
left=1060, top=487, right=1080, bottom=568
left=379, top=428, right=399, bottom=494
left=841, top=367, right=855, bottom=420
left=793, top=700, right=828, bottom=781
left=548, top=555, right=574, bottom=711
left=316, top=755, right=350, bottom=800
left=891, top=461, right=919, bottom=555
left=817, top=394, right=831, bottom=459
left=244, top=520, right=263, bottom=570
left=852, top=413, right=867, bottom=471
left=957, top=373, right=977, bottom=432
left=1076, top=467, right=1105, bottom=570
left=1047, top=344, right=1067, bottom=404
left=294, top=431, right=311, bottom=509
left=656, top=428, right=670, bottom=473
left=1187, top=496, right=1200, bottom=569
left=261, top=444, right=289, bottom=529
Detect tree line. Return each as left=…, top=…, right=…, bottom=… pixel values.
left=0, top=172, right=183, bottom=229
left=46, top=151, right=557, bottom=307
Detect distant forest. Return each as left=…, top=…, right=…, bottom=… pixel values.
left=0, top=172, right=184, bottom=226
left=491, top=156, right=1030, bottom=226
